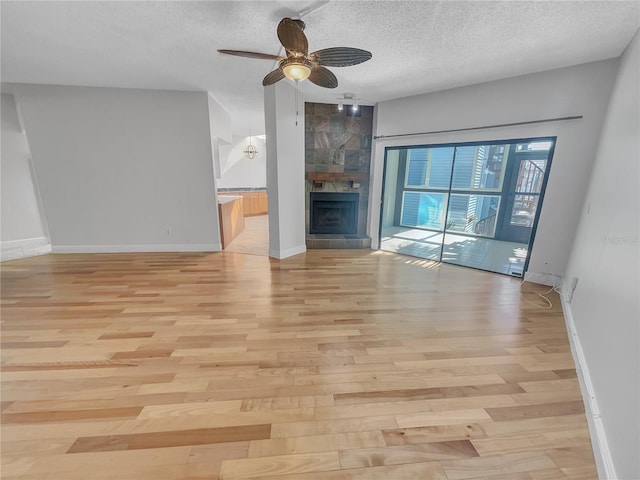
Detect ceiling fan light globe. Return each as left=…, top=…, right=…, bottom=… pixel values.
left=283, top=63, right=311, bottom=81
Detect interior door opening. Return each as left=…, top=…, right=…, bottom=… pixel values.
left=379, top=137, right=555, bottom=276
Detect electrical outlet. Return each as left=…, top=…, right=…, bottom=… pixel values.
left=166, top=227, right=171, bottom=235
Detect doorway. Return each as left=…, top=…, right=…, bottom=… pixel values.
left=379, top=138, right=555, bottom=276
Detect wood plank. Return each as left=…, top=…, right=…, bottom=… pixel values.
left=25, top=446, right=193, bottom=475
left=270, top=415, right=399, bottom=438
left=67, top=424, right=271, bottom=452
left=218, top=451, right=341, bottom=479
left=486, top=401, right=585, bottom=421
left=545, top=445, right=597, bottom=468
left=1, top=406, right=142, bottom=424
left=471, top=427, right=591, bottom=456
left=313, top=399, right=436, bottom=420
left=383, top=423, right=487, bottom=445
left=339, top=440, right=479, bottom=468
left=99, top=331, right=155, bottom=340
left=256, top=461, right=448, bottom=479
left=396, top=408, right=492, bottom=428
left=530, top=466, right=597, bottom=480
left=138, top=399, right=242, bottom=418
left=1, top=340, right=69, bottom=348
left=465, top=474, right=532, bottom=480
left=479, top=414, right=589, bottom=438
left=187, top=441, right=250, bottom=463
left=334, top=387, right=444, bottom=405
left=248, top=431, right=385, bottom=457
left=441, top=451, right=557, bottom=480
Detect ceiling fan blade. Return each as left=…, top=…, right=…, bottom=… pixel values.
left=311, top=47, right=372, bottom=67
left=262, top=68, right=286, bottom=86
left=308, top=66, right=338, bottom=89
left=277, top=18, right=308, bottom=55
left=218, top=49, right=283, bottom=61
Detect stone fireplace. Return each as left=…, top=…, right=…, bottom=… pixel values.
left=305, top=103, right=373, bottom=249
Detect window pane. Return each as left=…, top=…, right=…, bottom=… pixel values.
left=405, top=148, right=429, bottom=187
left=405, top=147, right=454, bottom=189
left=474, top=144, right=507, bottom=190
left=428, top=147, right=454, bottom=188
left=515, top=159, right=547, bottom=193
left=510, top=194, right=539, bottom=227
left=401, top=192, right=447, bottom=230
left=446, top=194, right=501, bottom=237
left=451, top=146, right=475, bottom=189
left=451, top=144, right=508, bottom=191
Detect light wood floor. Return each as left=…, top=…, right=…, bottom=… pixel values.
left=224, top=215, right=269, bottom=257
left=1, top=250, right=596, bottom=479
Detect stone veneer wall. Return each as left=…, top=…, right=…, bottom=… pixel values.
left=305, top=103, right=374, bottom=243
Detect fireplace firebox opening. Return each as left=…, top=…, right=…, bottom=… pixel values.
left=309, top=192, right=358, bottom=235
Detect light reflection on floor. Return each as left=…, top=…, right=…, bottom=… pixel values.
left=381, top=226, right=528, bottom=276
left=225, top=214, right=269, bottom=256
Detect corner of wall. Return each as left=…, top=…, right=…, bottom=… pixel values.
left=523, top=271, right=562, bottom=287
left=268, top=245, right=306, bottom=260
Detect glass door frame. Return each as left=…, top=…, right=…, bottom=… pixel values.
left=378, top=136, right=557, bottom=276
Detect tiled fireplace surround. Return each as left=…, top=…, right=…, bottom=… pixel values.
left=305, top=103, right=373, bottom=249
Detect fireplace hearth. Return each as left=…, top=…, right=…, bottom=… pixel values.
left=309, top=192, right=358, bottom=235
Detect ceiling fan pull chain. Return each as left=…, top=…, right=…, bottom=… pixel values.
left=295, top=80, right=299, bottom=126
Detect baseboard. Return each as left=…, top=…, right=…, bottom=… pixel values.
left=559, top=279, right=617, bottom=480
left=52, top=243, right=222, bottom=254
left=1, top=237, right=51, bottom=261
left=523, top=271, right=562, bottom=287
left=268, top=244, right=306, bottom=259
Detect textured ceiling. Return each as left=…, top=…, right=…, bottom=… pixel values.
left=2, top=1, right=639, bottom=135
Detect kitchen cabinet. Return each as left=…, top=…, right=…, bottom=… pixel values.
left=219, top=191, right=268, bottom=217
left=218, top=196, right=245, bottom=249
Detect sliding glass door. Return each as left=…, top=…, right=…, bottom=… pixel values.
left=380, top=138, right=554, bottom=276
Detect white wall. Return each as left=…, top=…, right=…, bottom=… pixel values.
left=264, top=81, right=306, bottom=259
left=217, top=135, right=267, bottom=189
left=13, top=85, right=221, bottom=252
left=208, top=93, right=231, bottom=182
left=564, top=30, right=639, bottom=480
left=1, top=93, right=50, bottom=260
left=369, top=59, right=620, bottom=280
left=208, top=93, right=232, bottom=145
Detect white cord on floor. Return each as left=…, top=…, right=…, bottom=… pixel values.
left=520, top=273, right=562, bottom=309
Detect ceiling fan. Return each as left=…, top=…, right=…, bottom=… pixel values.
left=218, top=18, right=372, bottom=89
